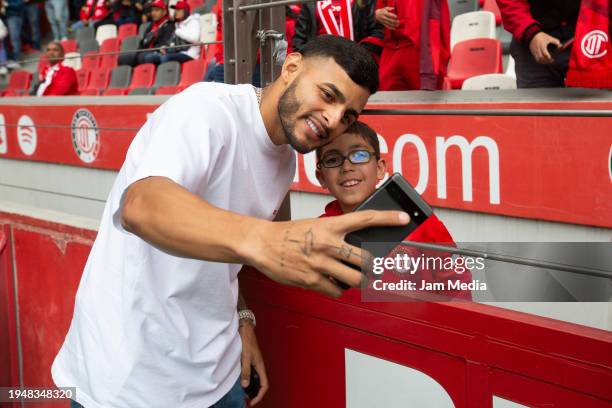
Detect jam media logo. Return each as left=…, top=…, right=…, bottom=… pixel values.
left=0, top=114, right=7, bottom=154
left=581, top=30, right=608, bottom=59
left=71, top=108, right=100, bottom=163
left=17, top=115, right=37, bottom=156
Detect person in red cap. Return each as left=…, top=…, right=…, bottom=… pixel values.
left=136, top=0, right=175, bottom=65
left=33, top=41, right=79, bottom=96
left=162, top=0, right=201, bottom=64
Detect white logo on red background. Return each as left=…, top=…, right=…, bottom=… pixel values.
left=17, top=115, right=37, bottom=156
left=71, top=108, right=100, bottom=163
left=0, top=114, right=7, bottom=154
left=581, top=30, right=608, bottom=59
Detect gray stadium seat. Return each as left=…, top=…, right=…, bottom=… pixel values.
left=138, top=22, right=150, bottom=38
left=108, top=65, right=132, bottom=89
left=76, top=26, right=95, bottom=44
left=449, top=0, right=478, bottom=19
left=118, top=35, right=141, bottom=66
left=129, top=87, right=153, bottom=95
left=154, top=61, right=181, bottom=88
left=79, top=38, right=99, bottom=53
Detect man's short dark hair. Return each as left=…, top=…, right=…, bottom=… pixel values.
left=316, top=121, right=380, bottom=162
left=300, top=35, right=379, bottom=94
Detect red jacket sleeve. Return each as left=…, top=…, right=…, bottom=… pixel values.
left=496, top=0, right=542, bottom=45
left=44, top=67, right=79, bottom=96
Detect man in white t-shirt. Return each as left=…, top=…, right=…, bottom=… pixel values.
left=52, top=35, right=410, bottom=408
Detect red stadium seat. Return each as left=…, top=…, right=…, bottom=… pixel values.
left=102, top=88, right=127, bottom=96
left=99, top=38, right=119, bottom=70
left=446, top=38, right=502, bottom=89
left=155, top=86, right=178, bottom=95
left=177, top=59, right=206, bottom=90
left=187, top=0, right=203, bottom=10
left=128, top=63, right=156, bottom=92
left=76, top=69, right=91, bottom=93
left=82, top=69, right=110, bottom=95
left=118, top=23, right=138, bottom=41
left=2, top=71, right=33, bottom=96
left=61, top=39, right=78, bottom=53
left=82, top=51, right=100, bottom=71
left=483, top=0, right=501, bottom=25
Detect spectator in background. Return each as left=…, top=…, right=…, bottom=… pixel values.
left=111, top=0, right=142, bottom=26
left=375, top=0, right=450, bottom=90
left=45, top=0, right=69, bottom=40
left=497, top=0, right=580, bottom=88
left=2, top=0, right=24, bottom=68
left=162, top=0, right=200, bottom=64
left=292, top=0, right=384, bottom=62
left=34, top=41, right=79, bottom=95
left=136, top=0, right=174, bottom=65
left=23, top=0, right=42, bottom=51
left=71, top=0, right=111, bottom=32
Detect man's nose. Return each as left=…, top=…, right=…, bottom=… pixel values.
left=323, top=106, right=345, bottom=132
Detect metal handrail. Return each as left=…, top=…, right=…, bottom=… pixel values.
left=17, top=41, right=222, bottom=66
left=399, top=241, right=612, bottom=279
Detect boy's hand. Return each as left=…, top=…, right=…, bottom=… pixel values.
left=244, top=211, right=410, bottom=297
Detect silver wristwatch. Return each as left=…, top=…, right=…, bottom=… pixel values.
left=238, top=309, right=256, bottom=327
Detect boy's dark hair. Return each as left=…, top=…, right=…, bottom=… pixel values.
left=300, top=35, right=379, bottom=94
left=316, top=121, right=380, bottom=162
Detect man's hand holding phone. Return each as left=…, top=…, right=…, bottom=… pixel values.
left=244, top=211, right=410, bottom=298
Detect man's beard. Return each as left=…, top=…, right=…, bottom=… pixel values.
left=277, top=78, right=313, bottom=154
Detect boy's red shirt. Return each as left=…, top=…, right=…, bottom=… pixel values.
left=320, top=200, right=473, bottom=300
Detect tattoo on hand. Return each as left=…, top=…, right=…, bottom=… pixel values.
left=302, top=228, right=314, bottom=256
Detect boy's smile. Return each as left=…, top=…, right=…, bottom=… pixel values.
left=316, top=132, right=386, bottom=214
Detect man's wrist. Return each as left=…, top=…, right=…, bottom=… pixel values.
left=238, top=309, right=256, bottom=327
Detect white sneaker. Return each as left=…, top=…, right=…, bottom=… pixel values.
left=6, top=60, right=20, bottom=69
left=0, top=66, right=8, bottom=76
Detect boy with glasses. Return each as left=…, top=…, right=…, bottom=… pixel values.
left=316, top=121, right=472, bottom=300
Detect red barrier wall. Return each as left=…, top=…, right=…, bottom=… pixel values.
left=1, top=99, right=611, bottom=227
left=1, top=211, right=610, bottom=407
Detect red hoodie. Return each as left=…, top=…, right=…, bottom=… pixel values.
left=321, top=200, right=473, bottom=300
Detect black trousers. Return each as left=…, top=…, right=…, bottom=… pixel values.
left=509, top=37, right=571, bottom=88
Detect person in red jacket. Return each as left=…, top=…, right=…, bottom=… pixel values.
left=375, top=0, right=450, bottom=90
left=316, top=121, right=472, bottom=300
left=70, top=0, right=112, bottom=32
left=35, top=41, right=79, bottom=96
left=497, top=0, right=580, bottom=88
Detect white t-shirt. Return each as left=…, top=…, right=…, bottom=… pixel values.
left=52, top=83, right=296, bottom=408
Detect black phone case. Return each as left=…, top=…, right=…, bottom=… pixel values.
left=337, top=173, right=433, bottom=288
left=243, top=367, right=261, bottom=399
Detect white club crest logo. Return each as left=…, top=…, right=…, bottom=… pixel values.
left=71, top=108, right=100, bottom=163
left=581, top=30, right=608, bottom=59
left=17, top=115, right=37, bottom=156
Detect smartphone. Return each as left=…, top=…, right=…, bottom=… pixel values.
left=336, top=173, right=433, bottom=288
left=547, top=37, right=574, bottom=58
left=243, top=367, right=261, bottom=400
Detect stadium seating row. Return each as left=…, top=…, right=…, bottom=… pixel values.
left=2, top=58, right=208, bottom=96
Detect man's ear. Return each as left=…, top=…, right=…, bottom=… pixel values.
left=281, top=52, right=302, bottom=84
left=376, top=158, right=386, bottom=181
left=316, top=168, right=328, bottom=189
